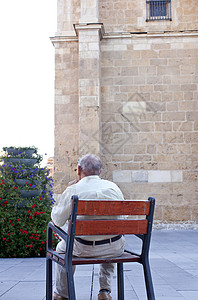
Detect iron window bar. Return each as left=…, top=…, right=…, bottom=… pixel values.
left=146, top=0, right=172, bottom=21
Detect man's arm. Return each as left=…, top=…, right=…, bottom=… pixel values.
left=51, top=186, right=75, bottom=227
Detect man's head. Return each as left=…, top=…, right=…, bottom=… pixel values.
left=77, top=154, right=102, bottom=179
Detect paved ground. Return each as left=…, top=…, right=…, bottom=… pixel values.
left=0, top=230, right=198, bottom=300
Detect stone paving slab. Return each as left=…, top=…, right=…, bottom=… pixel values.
left=0, top=230, right=198, bottom=300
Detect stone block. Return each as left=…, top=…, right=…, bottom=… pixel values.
left=146, top=76, right=162, bottom=85
left=148, top=170, right=171, bottom=183
left=183, top=171, right=198, bottom=182
left=171, top=170, right=183, bottom=182
left=124, top=144, right=146, bottom=154
left=123, top=50, right=141, bottom=59
left=112, top=170, right=132, bottom=183
left=162, top=112, right=185, bottom=121
left=173, top=92, right=183, bottom=101
left=121, top=67, right=138, bottom=76
left=166, top=102, right=178, bottom=111
left=173, top=122, right=193, bottom=132
left=132, top=171, right=148, bottom=182
left=147, top=144, right=156, bottom=154
left=191, top=144, right=198, bottom=154
left=184, top=132, right=198, bottom=143
left=134, top=155, right=152, bottom=162
left=139, top=66, right=157, bottom=75
left=79, top=96, right=99, bottom=107
left=150, top=58, right=167, bottom=66
left=80, top=0, right=99, bottom=23
left=120, top=162, right=140, bottom=170
left=155, top=122, right=172, bottom=132
left=139, top=132, right=163, bottom=144
left=164, top=132, right=184, bottom=144
left=122, top=101, right=146, bottom=114
left=133, top=76, right=146, bottom=84
left=133, top=44, right=151, bottom=50
left=163, top=206, right=191, bottom=222
left=181, top=84, right=197, bottom=91
left=179, top=101, right=198, bottom=111
left=159, top=50, right=177, bottom=59
left=130, top=122, right=154, bottom=132
left=101, top=67, right=121, bottom=77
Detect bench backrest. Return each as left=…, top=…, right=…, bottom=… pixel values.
left=66, top=196, right=155, bottom=253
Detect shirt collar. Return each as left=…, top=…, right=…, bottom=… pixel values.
left=80, top=175, right=100, bottom=182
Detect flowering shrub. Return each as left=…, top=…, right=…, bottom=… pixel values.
left=0, top=146, right=58, bottom=257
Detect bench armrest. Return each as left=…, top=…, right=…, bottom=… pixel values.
left=47, top=221, right=68, bottom=252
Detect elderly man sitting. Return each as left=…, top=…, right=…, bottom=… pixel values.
left=51, top=154, right=125, bottom=300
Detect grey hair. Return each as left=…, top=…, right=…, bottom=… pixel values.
left=78, top=154, right=102, bottom=176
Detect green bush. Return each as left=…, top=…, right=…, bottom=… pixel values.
left=0, top=146, right=58, bottom=257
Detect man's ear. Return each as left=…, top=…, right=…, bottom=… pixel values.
left=77, top=165, right=81, bottom=177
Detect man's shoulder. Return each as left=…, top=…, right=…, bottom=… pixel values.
left=100, top=178, right=119, bottom=187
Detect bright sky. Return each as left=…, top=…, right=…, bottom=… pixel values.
left=0, top=0, right=57, bottom=165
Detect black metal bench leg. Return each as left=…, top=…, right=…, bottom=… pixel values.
left=142, top=260, right=155, bottom=300
left=117, top=263, right=124, bottom=300
left=46, top=258, right=52, bottom=300
left=67, top=263, right=76, bottom=300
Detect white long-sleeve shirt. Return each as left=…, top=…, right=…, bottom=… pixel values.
left=51, top=175, right=124, bottom=241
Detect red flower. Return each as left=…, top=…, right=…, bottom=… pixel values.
left=29, top=184, right=31, bottom=187
left=43, top=230, right=46, bottom=233
left=36, top=237, right=39, bottom=240
left=29, top=216, right=32, bottom=219
left=17, top=219, right=20, bottom=221
left=26, top=245, right=29, bottom=248
left=14, top=187, right=17, bottom=189
left=28, top=210, right=31, bottom=213
left=39, top=197, right=43, bottom=200
left=41, top=241, right=45, bottom=244
left=9, top=220, right=12, bottom=223
left=32, top=204, right=37, bottom=208
left=4, top=201, right=8, bottom=205
left=39, top=248, right=43, bottom=251
left=29, top=245, right=33, bottom=248
left=3, top=238, right=6, bottom=241
left=30, top=236, right=33, bottom=239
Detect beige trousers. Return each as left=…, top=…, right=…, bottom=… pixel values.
left=54, top=236, right=126, bottom=298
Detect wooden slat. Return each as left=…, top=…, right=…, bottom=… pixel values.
left=75, top=219, right=148, bottom=236
left=72, top=252, right=141, bottom=265
left=77, top=200, right=150, bottom=216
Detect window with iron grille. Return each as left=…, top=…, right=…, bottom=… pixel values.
left=146, top=0, right=171, bottom=21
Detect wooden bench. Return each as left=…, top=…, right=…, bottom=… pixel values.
left=46, top=196, right=155, bottom=300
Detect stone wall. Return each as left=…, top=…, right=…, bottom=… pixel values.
left=99, top=0, right=198, bottom=33
left=52, top=37, right=79, bottom=193
left=100, top=33, right=198, bottom=221
left=56, top=0, right=81, bottom=36
left=52, top=0, right=198, bottom=223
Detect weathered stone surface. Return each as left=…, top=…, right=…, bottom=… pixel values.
left=53, top=0, right=198, bottom=222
